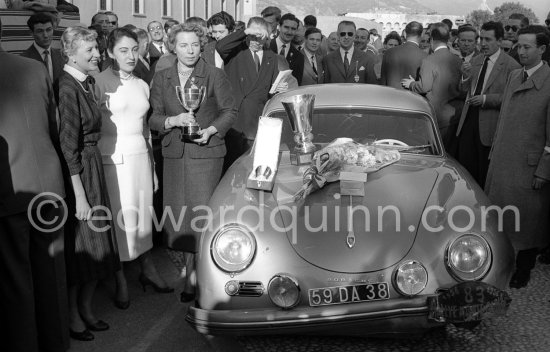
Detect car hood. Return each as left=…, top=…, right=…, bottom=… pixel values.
left=272, top=157, right=439, bottom=273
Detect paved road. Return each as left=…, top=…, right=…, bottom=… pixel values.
left=69, top=249, right=550, bottom=352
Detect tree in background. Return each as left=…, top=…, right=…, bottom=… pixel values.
left=493, top=1, right=538, bottom=24
left=466, top=10, right=494, bottom=30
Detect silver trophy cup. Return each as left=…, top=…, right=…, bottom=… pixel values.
left=176, top=85, right=206, bottom=142
left=281, top=94, right=316, bottom=165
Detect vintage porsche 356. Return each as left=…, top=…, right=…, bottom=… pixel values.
left=185, top=84, right=514, bottom=336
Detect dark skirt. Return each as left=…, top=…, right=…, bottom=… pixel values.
left=65, top=145, right=120, bottom=286
left=163, top=153, right=223, bottom=253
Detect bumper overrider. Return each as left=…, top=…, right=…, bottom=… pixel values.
left=186, top=282, right=510, bottom=336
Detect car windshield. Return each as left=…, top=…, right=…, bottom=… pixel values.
left=268, top=107, right=440, bottom=155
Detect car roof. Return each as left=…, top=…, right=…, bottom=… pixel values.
left=264, top=84, right=434, bottom=116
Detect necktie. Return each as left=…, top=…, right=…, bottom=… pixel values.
left=253, top=51, right=261, bottom=73
left=344, top=51, right=350, bottom=75
left=159, top=45, right=164, bottom=55
left=473, top=57, right=489, bottom=96
left=311, top=55, right=318, bottom=75
left=279, top=44, right=286, bottom=57
left=43, top=49, right=52, bottom=79
left=297, top=45, right=302, bottom=51
left=522, top=70, right=528, bottom=83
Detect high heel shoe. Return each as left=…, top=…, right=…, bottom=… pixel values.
left=114, top=299, right=130, bottom=310
left=138, top=273, right=174, bottom=293
left=70, top=328, right=94, bottom=341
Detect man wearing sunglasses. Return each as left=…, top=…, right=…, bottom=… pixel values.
left=504, top=13, right=529, bottom=63
left=322, top=20, right=377, bottom=84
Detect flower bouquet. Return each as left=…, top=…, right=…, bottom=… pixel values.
left=294, top=138, right=400, bottom=201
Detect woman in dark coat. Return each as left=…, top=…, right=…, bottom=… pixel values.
left=149, top=23, right=237, bottom=301
left=58, top=26, right=120, bottom=341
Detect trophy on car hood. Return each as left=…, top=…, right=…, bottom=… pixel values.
left=176, top=77, right=205, bottom=142
left=281, top=94, right=316, bottom=165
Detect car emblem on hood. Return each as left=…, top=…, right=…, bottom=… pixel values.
left=346, top=230, right=355, bottom=248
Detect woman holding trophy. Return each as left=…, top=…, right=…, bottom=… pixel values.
left=94, top=27, right=173, bottom=311
left=149, top=23, right=237, bottom=302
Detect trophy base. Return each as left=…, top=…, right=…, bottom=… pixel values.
left=290, top=151, right=314, bottom=165
left=182, top=125, right=201, bottom=142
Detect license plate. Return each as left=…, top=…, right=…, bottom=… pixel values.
left=308, top=282, right=390, bottom=307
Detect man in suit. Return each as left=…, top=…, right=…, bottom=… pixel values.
left=21, top=12, right=64, bottom=83
left=455, top=21, right=521, bottom=187
left=456, top=24, right=480, bottom=63
left=0, top=18, right=69, bottom=352
left=269, top=13, right=305, bottom=85
left=505, top=13, right=529, bottom=63
left=148, top=21, right=167, bottom=67
left=485, top=26, right=550, bottom=289
left=301, top=27, right=324, bottom=85
left=402, top=22, right=462, bottom=143
left=381, top=21, right=426, bottom=89
left=322, top=20, right=378, bottom=84
left=132, top=28, right=154, bottom=84
left=204, top=11, right=235, bottom=68
left=217, top=17, right=295, bottom=170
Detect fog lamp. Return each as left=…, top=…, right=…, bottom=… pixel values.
left=268, top=274, right=300, bottom=309
left=394, top=260, right=428, bottom=296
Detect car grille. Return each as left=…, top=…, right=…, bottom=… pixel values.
left=237, top=281, right=264, bottom=297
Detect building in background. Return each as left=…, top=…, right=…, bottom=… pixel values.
left=347, top=12, right=465, bottom=37
left=69, top=0, right=257, bottom=28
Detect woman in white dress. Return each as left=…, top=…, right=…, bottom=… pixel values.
left=95, top=28, right=173, bottom=309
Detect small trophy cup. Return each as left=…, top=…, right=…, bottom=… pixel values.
left=281, top=94, right=316, bottom=165
left=175, top=78, right=206, bottom=142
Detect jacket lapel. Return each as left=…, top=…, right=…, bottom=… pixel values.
left=513, top=63, right=549, bottom=93
left=243, top=50, right=262, bottom=96
left=482, top=54, right=504, bottom=92
left=332, top=52, right=346, bottom=79
left=166, top=64, right=185, bottom=114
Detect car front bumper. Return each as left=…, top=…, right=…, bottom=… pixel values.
left=186, top=295, right=444, bottom=336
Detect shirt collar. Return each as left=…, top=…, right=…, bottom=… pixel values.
left=406, top=40, right=420, bottom=46
left=340, top=46, right=354, bottom=57
left=63, top=64, right=88, bottom=82
left=276, top=37, right=289, bottom=51
left=434, top=45, right=448, bottom=52
left=525, top=60, right=544, bottom=77
left=487, top=48, right=501, bottom=63
left=250, top=48, right=263, bottom=56
left=303, top=47, right=315, bottom=58
left=33, top=42, right=49, bottom=55
left=460, top=51, right=475, bottom=61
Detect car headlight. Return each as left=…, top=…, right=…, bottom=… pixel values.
left=211, top=224, right=256, bottom=272
left=446, top=234, right=491, bottom=281
left=268, top=274, right=300, bottom=309
left=393, top=260, right=428, bottom=296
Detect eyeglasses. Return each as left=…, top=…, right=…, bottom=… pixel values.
left=148, top=26, right=163, bottom=32
left=502, top=47, right=511, bottom=52
left=504, top=25, right=519, bottom=32
left=339, top=32, right=354, bottom=37
left=545, top=19, right=550, bottom=26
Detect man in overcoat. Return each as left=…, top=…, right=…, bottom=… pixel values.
left=485, top=26, right=550, bottom=288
